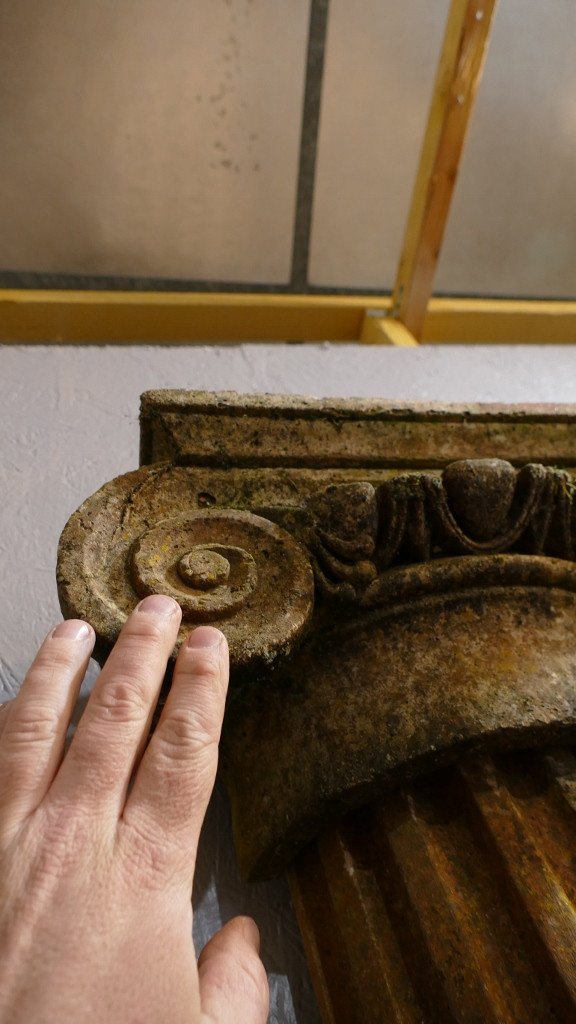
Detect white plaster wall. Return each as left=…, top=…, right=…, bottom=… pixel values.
left=3, top=343, right=576, bottom=1022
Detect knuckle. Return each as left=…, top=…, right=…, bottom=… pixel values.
left=202, top=941, right=267, bottom=1004
left=119, top=817, right=175, bottom=890
left=180, top=649, right=222, bottom=684
left=41, top=801, right=83, bottom=851
left=121, top=619, right=168, bottom=650
left=17, top=803, right=96, bottom=893
left=174, top=661, right=225, bottom=712
left=5, top=700, right=59, bottom=747
left=89, top=676, right=149, bottom=724
left=154, top=708, right=218, bottom=763
left=237, top=949, right=268, bottom=1002
left=37, top=647, right=79, bottom=671
left=30, top=645, right=80, bottom=678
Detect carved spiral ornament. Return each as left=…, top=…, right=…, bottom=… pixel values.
left=130, top=514, right=261, bottom=619
left=56, top=472, right=315, bottom=671
left=128, top=509, right=315, bottom=664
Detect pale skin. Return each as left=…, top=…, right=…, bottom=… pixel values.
left=0, top=594, right=269, bottom=1023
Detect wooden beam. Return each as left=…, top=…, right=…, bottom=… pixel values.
left=391, top=0, right=499, bottom=340
left=2, top=289, right=576, bottom=344
left=423, top=298, right=576, bottom=345
left=0, top=289, right=386, bottom=344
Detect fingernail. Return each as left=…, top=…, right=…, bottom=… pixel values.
left=136, top=595, right=180, bottom=617
left=51, top=620, right=92, bottom=641
left=187, top=626, right=225, bottom=649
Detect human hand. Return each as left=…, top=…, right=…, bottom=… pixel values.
left=0, top=595, right=269, bottom=1023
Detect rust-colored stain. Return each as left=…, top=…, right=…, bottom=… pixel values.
left=57, top=391, right=576, bottom=1022
left=290, top=751, right=576, bottom=1023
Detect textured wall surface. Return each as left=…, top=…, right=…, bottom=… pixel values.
left=2, top=343, right=576, bottom=1022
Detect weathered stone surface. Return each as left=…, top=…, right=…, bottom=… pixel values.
left=57, top=468, right=315, bottom=671
left=140, top=390, right=576, bottom=467
left=442, top=457, right=517, bottom=539
left=289, top=748, right=576, bottom=1024
left=223, top=571, right=576, bottom=877
left=56, top=391, right=576, bottom=882
left=263, top=459, right=576, bottom=603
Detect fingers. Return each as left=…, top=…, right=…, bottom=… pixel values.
left=51, top=596, right=182, bottom=813
left=198, top=917, right=269, bottom=1024
left=121, top=626, right=228, bottom=873
left=0, top=620, right=95, bottom=835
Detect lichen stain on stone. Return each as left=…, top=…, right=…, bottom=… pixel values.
left=59, top=391, right=576, bottom=878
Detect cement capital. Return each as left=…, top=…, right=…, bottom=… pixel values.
left=56, top=391, right=576, bottom=878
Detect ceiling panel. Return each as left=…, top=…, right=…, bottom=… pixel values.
left=1, top=1, right=574, bottom=299
left=308, top=0, right=450, bottom=290
left=0, top=0, right=309, bottom=284
left=436, top=0, right=576, bottom=299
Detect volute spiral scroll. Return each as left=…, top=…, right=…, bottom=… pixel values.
left=57, top=494, right=315, bottom=671
left=130, top=515, right=260, bottom=619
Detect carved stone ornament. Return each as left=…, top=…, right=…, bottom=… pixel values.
left=56, top=392, right=576, bottom=874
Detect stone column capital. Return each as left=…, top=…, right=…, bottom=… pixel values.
left=57, top=391, right=576, bottom=878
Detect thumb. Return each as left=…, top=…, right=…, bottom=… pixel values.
left=198, top=916, right=269, bottom=1024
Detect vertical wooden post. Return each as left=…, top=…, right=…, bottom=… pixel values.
left=391, top=0, right=499, bottom=340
